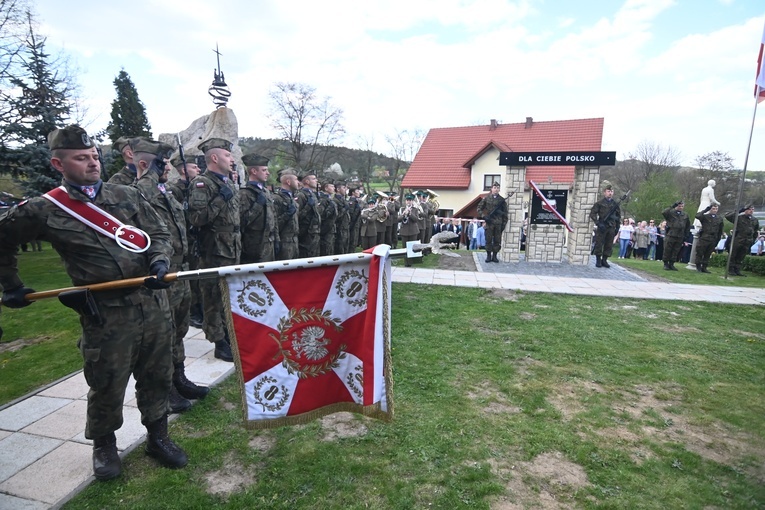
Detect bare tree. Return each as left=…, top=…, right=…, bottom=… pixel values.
left=694, top=150, right=735, bottom=172
left=385, top=128, right=424, bottom=194
left=267, top=82, right=345, bottom=175
left=629, top=140, right=683, bottom=179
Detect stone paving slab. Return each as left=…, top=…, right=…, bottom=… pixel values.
left=0, top=397, right=71, bottom=432
left=21, top=400, right=87, bottom=441
left=0, top=433, right=63, bottom=484
left=0, top=493, right=49, bottom=510
left=38, top=373, right=89, bottom=400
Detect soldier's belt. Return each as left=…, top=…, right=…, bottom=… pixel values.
left=213, top=226, right=240, bottom=233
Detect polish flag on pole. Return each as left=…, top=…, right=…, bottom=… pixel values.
left=756, top=21, right=765, bottom=103
left=222, top=245, right=393, bottom=429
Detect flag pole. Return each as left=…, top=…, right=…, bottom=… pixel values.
left=3, top=247, right=409, bottom=305
left=724, top=95, right=760, bottom=279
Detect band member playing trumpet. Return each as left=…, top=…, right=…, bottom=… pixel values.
left=398, top=193, right=424, bottom=266
left=360, top=197, right=388, bottom=249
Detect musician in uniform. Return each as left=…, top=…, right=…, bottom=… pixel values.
left=187, top=137, right=240, bottom=362
left=239, top=153, right=278, bottom=263
left=0, top=125, right=186, bottom=480
left=477, top=182, right=508, bottom=263
left=360, top=197, right=387, bottom=250
left=694, top=204, right=723, bottom=273
left=296, top=170, right=321, bottom=258
left=273, top=168, right=300, bottom=260
left=416, top=190, right=430, bottom=243
left=589, top=184, right=620, bottom=268
left=398, top=193, right=423, bottom=266
left=132, top=139, right=209, bottom=413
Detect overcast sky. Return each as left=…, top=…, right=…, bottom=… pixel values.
left=35, top=0, right=765, bottom=170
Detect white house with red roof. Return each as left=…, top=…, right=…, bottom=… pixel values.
left=401, top=117, right=605, bottom=218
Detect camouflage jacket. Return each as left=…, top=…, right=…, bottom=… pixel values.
left=240, top=182, right=279, bottom=249
left=0, top=181, right=171, bottom=292
left=662, top=207, right=691, bottom=240
left=694, top=210, right=724, bottom=243
left=477, top=194, right=508, bottom=227
left=297, top=188, right=321, bottom=236
left=589, top=197, right=621, bottom=229
left=108, top=164, right=137, bottom=186
left=134, top=172, right=188, bottom=270
left=273, top=188, right=299, bottom=241
left=333, top=194, right=350, bottom=232
left=318, top=192, right=338, bottom=235
left=724, top=211, right=760, bottom=245
left=187, top=171, right=241, bottom=262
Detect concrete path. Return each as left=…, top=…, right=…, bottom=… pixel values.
left=1, top=263, right=763, bottom=509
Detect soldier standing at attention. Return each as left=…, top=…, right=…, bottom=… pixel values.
left=662, top=200, right=691, bottom=271
left=725, top=204, right=760, bottom=276
left=108, top=136, right=145, bottom=185
left=589, top=184, right=620, bottom=268
left=694, top=204, right=724, bottom=273
left=333, top=181, right=351, bottom=254
left=240, top=153, right=278, bottom=263
left=273, top=168, right=300, bottom=260
left=318, top=181, right=338, bottom=256
left=347, top=185, right=363, bottom=252
left=0, top=125, right=186, bottom=481
left=187, top=138, right=240, bottom=362
left=477, top=182, right=508, bottom=263
left=296, top=170, right=321, bottom=258
left=132, top=140, right=210, bottom=413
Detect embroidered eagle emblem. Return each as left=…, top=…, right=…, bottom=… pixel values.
left=291, top=326, right=330, bottom=361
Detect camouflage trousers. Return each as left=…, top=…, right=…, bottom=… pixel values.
left=334, top=231, right=349, bottom=254
left=320, top=232, right=335, bottom=256
left=242, top=240, right=275, bottom=264
left=299, top=233, right=320, bottom=258
left=663, top=237, right=683, bottom=263
left=80, top=287, right=173, bottom=439
left=485, top=223, right=504, bottom=253
left=200, top=255, right=237, bottom=343
left=168, top=278, right=190, bottom=365
left=730, top=241, right=749, bottom=271
left=592, top=227, right=617, bottom=258
left=278, top=237, right=299, bottom=260
left=695, top=239, right=716, bottom=267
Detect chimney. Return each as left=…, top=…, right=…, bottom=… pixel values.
left=489, top=119, right=498, bottom=131
left=525, top=117, right=533, bottom=129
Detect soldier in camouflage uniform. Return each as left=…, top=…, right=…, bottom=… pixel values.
left=694, top=204, right=724, bottom=273
left=333, top=181, right=351, bottom=254
left=0, top=125, right=187, bottom=481
left=187, top=138, right=241, bottom=362
left=132, top=140, right=210, bottom=414
left=662, top=200, right=691, bottom=271
left=725, top=205, right=760, bottom=276
left=589, top=184, right=620, bottom=268
left=477, top=182, right=508, bottom=263
left=107, top=136, right=144, bottom=185
left=273, top=168, right=300, bottom=260
left=347, top=185, right=363, bottom=252
left=169, top=156, right=204, bottom=328
left=318, top=181, right=338, bottom=256
left=297, top=171, right=321, bottom=258
left=240, top=154, right=278, bottom=263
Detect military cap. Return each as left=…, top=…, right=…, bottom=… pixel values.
left=241, top=153, right=269, bottom=167
left=334, top=180, right=347, bottom=187
left=490, top=181, right=500, bottom=187
left=405, top=193, right=415, bottom=200
left=603, top=184, right=613, bottom=191
left=278, top=167, right=296, bottom=178
left=197, top=137, right=234, bottom=153
left=170, top=155, right=185, bottom=168
left=48, top=125, right=94, bottom=150
left=298, top=169, right=316, bottom=181
left=131, top=138, right=173, bottom=159
left=415, top=190, right=427, bottom=197
left=367, top=197, right=376, bottom=204
left=113, top=136, right=131, bottom=153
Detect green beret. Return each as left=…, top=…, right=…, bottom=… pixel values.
left=197, top=137, right=233, bottom=153
left=241, top=153, right=269, bottom=167
left=405, top=194, right=415, bottom=200
left=48, top=125, right=94, bottom=150
left=114, top=136, right=131, bottom=153
left=131, top=139, right=173, bottom=158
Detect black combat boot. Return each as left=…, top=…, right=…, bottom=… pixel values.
left=168, top=386, right=192, bottom=414
left=145, top=416, right=188, bottom=469
left=174, top=362, right=210, bottom=400
left=485, top=251, right=492, bottom=263
left=695, top=264, right=703, bottom=272
left=663, top=261, right=671, bottom=270
left=669, top=262, right=679, bottom=271
left=92, top=432, right=121, bottom=480
left=492, top=252, right=500, bottom=263
left=595, top=256, right=602, bottom=268
left=601, top=257, right=610, bottom=268
left=189, top=303, right=203, bottom=329
left=701, top=264, right=711, bottom=273
left=214, top=340, right=233, bottom=362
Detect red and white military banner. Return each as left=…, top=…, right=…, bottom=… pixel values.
left=528, top=180, right=574, bottom=232
left=756, top=21, right=765, bottom=103
left=221, top=245, right=393, bottom=429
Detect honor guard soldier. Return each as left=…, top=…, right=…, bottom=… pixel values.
left=347, top=185, right=363, bottom=252
left=132, top=140, right=210, bottom=413
left=694, top=204, right=724, bottom=273
left=662, top=200, right=691, bottom=271
left=108, top=136, right=144, bottom=185
left=725, top=205, right=760, bottom=276
left=318, top=181, right=338, bottom=256
left=240, top=153, right=278, bottom=263
left=477, top=182, right=508, bottom=262
left=187, top=137, right=240, bottom=362
left=0, top=125, right=187, bottom=481
left=589, top=183, right=621, bottom=268
left=273, top=168, right=300, bottom=260
left=296, top=170, right=321, bottom=258
left=333, top=181, right=351, bottom=254
left=170, top=156, right=204, bottom=328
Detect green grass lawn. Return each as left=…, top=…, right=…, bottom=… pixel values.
left=62, top=285, right=764, bottom=509
left=614, top=255, right=765, bottom=287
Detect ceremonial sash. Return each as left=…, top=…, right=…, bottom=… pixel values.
left=529, top=180, right=574, bottom=232
left=42, top=186, right=150, bottom=252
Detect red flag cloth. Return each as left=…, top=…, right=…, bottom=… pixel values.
left=528, top=180, right=574, bottom=232
left=756, top=21, right=765, bottom=103
left=223, top=245, right=393, bottom=429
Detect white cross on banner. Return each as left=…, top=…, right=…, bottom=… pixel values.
left=221, top=245, right=393, bottom=429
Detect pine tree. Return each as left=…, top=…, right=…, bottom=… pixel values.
left=0, top=15, right=76, bottom=196
left=106, top=69, right=151, bottom=175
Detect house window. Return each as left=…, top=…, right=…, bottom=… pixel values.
left=483, top=175, right=500, bottom=191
